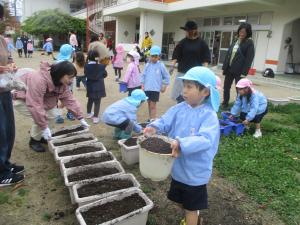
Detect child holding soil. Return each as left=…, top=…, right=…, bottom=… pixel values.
left=102, top=89, right=148, bottom=140
left=144, top=67, right=220, bottom=225
left=229, top=78, right=268, bottom=138
left=141, top=45, right=170, bottom=120
left=123, top=50, right=141, bottom=96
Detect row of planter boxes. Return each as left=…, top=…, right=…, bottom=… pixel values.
left=48, top=125, right=153, bottom=225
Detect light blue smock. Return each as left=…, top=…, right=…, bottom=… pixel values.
left=43, top=42, right=53, bottom=53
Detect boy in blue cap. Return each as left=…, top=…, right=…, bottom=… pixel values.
left=141, top=45, right=170, bottom=120
left=102, top=89, right=148, bottom=140
left=144, top=67, right=220, bottom=225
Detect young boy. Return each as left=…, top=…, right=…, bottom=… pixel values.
left=144, top=67, right=220, bottom=225
left=141, top=45, right=170, bottom=120
left=102, top=89, right=148, bottom=140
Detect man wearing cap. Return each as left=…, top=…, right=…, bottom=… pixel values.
left=170, top=21, right=211, bottom=103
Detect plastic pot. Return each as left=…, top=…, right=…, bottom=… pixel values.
left=118, top=139, right=139, bottom=165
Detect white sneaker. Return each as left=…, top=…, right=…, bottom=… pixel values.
left=92, top=117, right=100, bottom=124
left=253, top=129, right=262, bottom=138
left=86, top=113, right=93, bottom=119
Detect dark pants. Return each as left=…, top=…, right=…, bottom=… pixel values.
left=127, top=86, right=142, bottom=96
left=17, top=49, right=22, bottom=57
left=87, top=98, right=101, bottom=117
left=114, top=68, right=122, bottom=79
left=106, top=119, right=130, bottom=130
left=23, top=48, right=27, bottom=57
left=223, top=74, right=242, bottom=105
left=0, top=92, right=15, bottom=178
left=240, top=107, right=268, bottom=123
left=76, top=76, right=87, bottom=88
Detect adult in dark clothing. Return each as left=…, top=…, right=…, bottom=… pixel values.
left=222, top=22, right=255, bottom=108
left=170, top=21, right=211, bottom=103
left=21, top=34, right=29, bottom=58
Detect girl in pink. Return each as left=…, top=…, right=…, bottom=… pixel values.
left=123, top=50, right=141, bottom=96
left=112, top=44, right=125, bottom=81
left=27, top=40, right=34, bottom=58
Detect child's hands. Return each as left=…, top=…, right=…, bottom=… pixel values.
left=242, top=120, right=249, bottom=125
left=160, top=85, right=167, bottom=93
left=171, top=140, right=180, bottom=158
left=143, top=127, right=156, bottom=137
left=228, top=114, right=235, bottom=120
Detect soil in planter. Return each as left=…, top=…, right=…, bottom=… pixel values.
left=58, top=146, right=102, bottom=157
left=68, top=167, right=119, bottom=182
left=52, top=126, right=85, bottom=137
left=64, top=153, right=113, bottom=168
left=53, top=137, right=94, bottom=146
left=82, top=193, right=146, bottom=225
left=123, top=137, right=138, bottom=147
left=78, top=179, right=134, bottom=198
left=140, top=137, right=172, bottom=154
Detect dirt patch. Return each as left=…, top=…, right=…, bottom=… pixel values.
left=64, top=153, right=113, bottom=168
left=82, top=193, right=146, bottom=225
left=78, top=179, right=134, bottom=198
left=52, top=126, right=85, bottom=137
left=68, top=167, right=119, bottom=182
left=54, top=137, right=94, bottom=147
left=58, top=146, right=102, bottom=157
left=140, top=137, right=172, bottom=154
left=123, top=137, right=138, bottom=147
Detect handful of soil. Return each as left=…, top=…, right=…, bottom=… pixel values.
left=52, top=126, right=85, bottom=137
left=123, top=137, right=138, bottom=147
left=54, top=137, right=94, bottom=146
left=82, top=193, right=146, bottom=225
left=68, top=167, right=119, bottom=182
left=58, top=146, right=102, bottom=157
left=64, top=153, right=113, bottom=168
left=140, top=137, right=172, bottom=154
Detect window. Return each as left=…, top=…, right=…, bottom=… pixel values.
left=223, top=17, right=233, bottom=25
left=212, top=17, right=220, bottom=26
left=234, top=16, right=247, bottom=25
left=203, top=18, right=212, bottom=26
left=221, top=32, right=232, bottom=48
left=247, top=15, right=259, bottom=25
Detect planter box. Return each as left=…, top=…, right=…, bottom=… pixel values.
left=219, top=119, right=234, bottom=136
left=288, top=96, right=300, bottom=104
left=76, top=189, right=153, bottom=225
left=48, top=133, right=98, bottom=154
left=73, top=173, right=141, bottom=206
left=118, top=139, right=139, bottom=165
left=63, top=161, right=125, bottom=204
left=268, top=98, right=290, bottom=106
left=51, top=124, right=89, bottom=140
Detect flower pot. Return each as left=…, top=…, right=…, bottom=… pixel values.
left=288, top=96, right=300, bottom=104
left=118, top=81, right=127, bottom=93
left=73, top=173, right=141, bottom=206
left=76, top=189, right=153, bottom=225
left=219, top=119, right=234, bottom=136
left=138, top=135, right=175, bottom=181
left=118, top=138, right=139, bottom=165
left=51, top=124, right=89, bottom=140
left=268, top=98, right=290, bottom=106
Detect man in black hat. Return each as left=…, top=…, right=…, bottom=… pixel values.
left=170, top=21, right=211, bottom=103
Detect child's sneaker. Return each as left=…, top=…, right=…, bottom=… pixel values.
left=92, top=117, right=100, bottom=124
left=10, top=164, right=25, bottom=174
left=0, top=173, right=24, bottom=187
left=55, top=115, right=64, bottom=124
left=86, top=113, right=94, bottom=119
left=66, top=112, right=75, bottom=121
left=253, top=129, right=262, bottom=138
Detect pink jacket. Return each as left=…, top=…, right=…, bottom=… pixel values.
left=13, top=62, right=83, bottom=129
left=123, top=62, right=141, bottom=88
left=112, top=52, right=124, bottom=68
left=27, top=43, right=33, bottom=51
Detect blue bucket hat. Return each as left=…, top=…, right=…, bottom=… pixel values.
left=126, top=89, right=148, bottom=107
left=178, top=67, right=220, bottom=112
left=150, top=45, right=161, bottom=56
left=57, top=44, right=74, bottom=62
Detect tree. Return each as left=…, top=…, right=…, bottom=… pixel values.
left=0, top=2, right=17, bottom=34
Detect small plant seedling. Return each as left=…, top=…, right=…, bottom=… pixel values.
left=42, top=212, right=52, bottom=222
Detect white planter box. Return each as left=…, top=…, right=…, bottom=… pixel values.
left=51, top=124, right=89, bottom=140
left=288, top=96, right=300, bottom=104
left=268, top=98, right=290, bottom=106
left=63, top=161, right=125, bottom=204
left=76, top=189, right=153, bottom=225
left=73, top=173, right=141, bottom=206
left=118, top=139, right=139, bottom=165
left=48, top=133, right=98, bottom=154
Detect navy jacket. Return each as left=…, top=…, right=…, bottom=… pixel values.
left=84, top=63, right=107, bottom=99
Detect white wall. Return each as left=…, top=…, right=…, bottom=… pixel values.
left=164, top=16, right=186, bottom=43
left=116, top=16, right=136, bottom=44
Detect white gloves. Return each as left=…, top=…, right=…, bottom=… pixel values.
left=42, top=127, right=52, bottom=140
left=80, top=118, right=90, bottom=128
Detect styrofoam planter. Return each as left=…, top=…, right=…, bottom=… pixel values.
left=73, top=173, right=141, bottom=206
left=138, top=135, right=175, bottom=181
left=288, top=96, right=300, bottom=104
left=76, top=189, right=154, bottom=225
left=51, top=124, right=89, bottom=140
left=268, top=98, right=290, bottom=106
left=48, top=133, right=98, bottom=154
left=55, top=141, right=106, bottom=164
left=59, top=150, right=114, bottom=176
left=63, top=161, right=125, bottom=204
left=118, top=139, right=139, bottom=165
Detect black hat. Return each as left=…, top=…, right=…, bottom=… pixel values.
left=180, top=21, right=198, bottom=31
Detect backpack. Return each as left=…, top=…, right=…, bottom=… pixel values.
left=262, top=68, right=275, bottom=78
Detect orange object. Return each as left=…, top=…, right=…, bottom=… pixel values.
left=248, top=68, right=256, bottom=75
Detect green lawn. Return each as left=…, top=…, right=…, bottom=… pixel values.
left=215, top=103, right=300, bottom=225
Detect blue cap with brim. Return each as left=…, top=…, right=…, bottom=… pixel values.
left=178, top=66, right=220, bottom=112
left=150, top=45, right=161, bottom=56
left=125, top=89, right=148, bottom=107
left=56, top=44, right=75, bottom=62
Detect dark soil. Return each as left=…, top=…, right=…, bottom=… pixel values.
left=58, top=146, right=103, bottom=157
left=123, top=137, right=138, bottom=147
left=52, top=126, right=85, bottom=137
left=140, top=137, right=172, bottom=154
left=78, top=178, right=134, bottom=198
left=139, top=123, right=148, bottom=128
left=68, top=167, right=119, bottom=182
left=54, top=137, right=94, bottom=146
left=64, top=153, right=113, bottom=168
left=82, top=193, right=146, bottom=225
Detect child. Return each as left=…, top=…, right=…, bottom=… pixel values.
left=123, top=50, right=141, bottom=96
left=85, top=49, right=107, bottom=124
left=144, top=66, right=220, bottom=225
left=102, top=89, right=148, bottom=140
left=27, top=39, right=34, bottom=58
left=112, top=44, right=124, bottom=81
left=229, top=78, right=268, bottom=138
left=43, top=38, right=55, bottom=60
left=141, top=45, right=170, bottom=120
left=73, top=51, right=86, bottom=90
left=15, top=37, right=23, bottom=58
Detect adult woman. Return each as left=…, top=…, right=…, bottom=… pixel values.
left=13, top=61, right=89, bottom=153
left=170, top=21, right=211, bottom=103
left=222, top=22, right=255, bottom=108
left=88, top=34, right=110, bottom=66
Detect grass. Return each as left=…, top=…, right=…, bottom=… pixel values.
left=215, top=103, right=300, bottom=225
